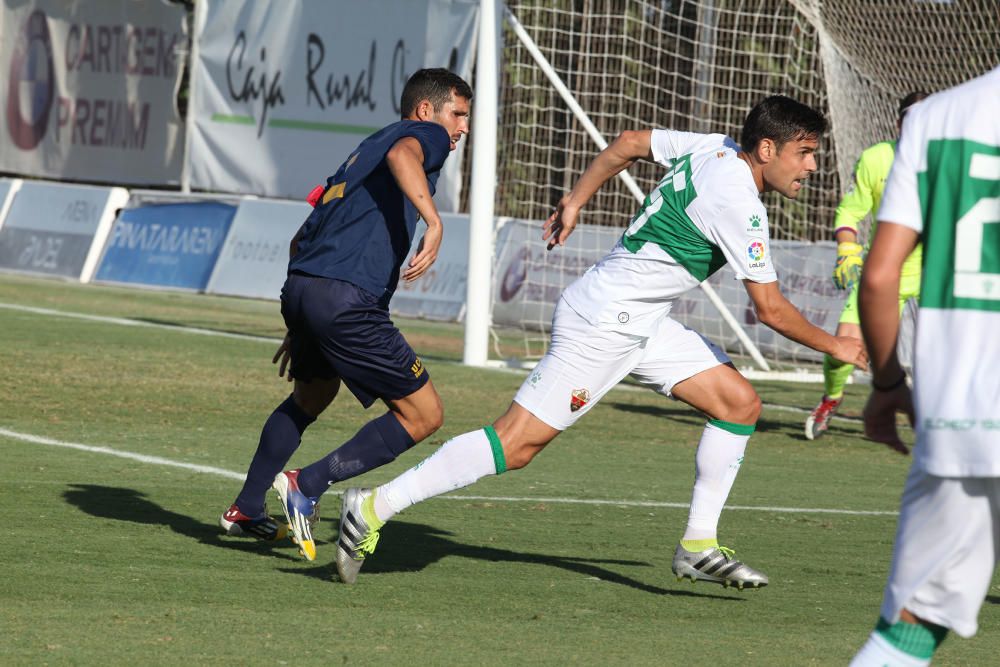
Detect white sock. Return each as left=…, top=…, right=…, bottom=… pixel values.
left=681, top=422, right=750, bottom=543
left=850, top=632, right=931, bottom=667
left=373, top=428, right=501, bottom=522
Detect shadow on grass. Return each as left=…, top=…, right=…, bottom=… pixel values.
left=62, top=484, right=302, bottom=562
left=281, top=520, right=745, bottom=601
left=63, top=484, right=746, bottom=600
left=987, top=595, right=1000, bottom=605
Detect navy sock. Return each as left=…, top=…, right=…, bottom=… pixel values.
left=234, top=395, right=315, bottom=517
left=296, top=412, right=416, bottom=498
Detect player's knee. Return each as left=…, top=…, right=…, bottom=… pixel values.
left=718, top=385, right=761, bottom=424
left=492, top=410, right=559, bottom=470
left=424, top=404, right=445, bottom=437
left=294, top=379, right=340, bottom=417
left=745, top=391, right=763, bottom=423
left=408, top=403, right=444, bottom=442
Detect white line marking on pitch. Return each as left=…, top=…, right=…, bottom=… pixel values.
left=0, top=427, right=246, bottom=481
left=0, top=427, right=898, bottom=517
left=0, top=302, right=280, bottom=343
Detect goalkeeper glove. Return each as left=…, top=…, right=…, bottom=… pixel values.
left=833, top=242, right=864, bottom=290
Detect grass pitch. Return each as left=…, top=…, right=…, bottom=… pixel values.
left=1, top=273, right=997, bottom=666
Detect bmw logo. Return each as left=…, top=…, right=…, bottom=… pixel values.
left=6, top=10, right=55, bottom=150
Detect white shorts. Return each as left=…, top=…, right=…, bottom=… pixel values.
left=880, top=465, right=1000, bottom=638
left=513, top=298, right=730, bottom=430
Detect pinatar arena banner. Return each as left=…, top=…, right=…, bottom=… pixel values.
left=0, top=0, right=187, bottom=185
left=187, top=0, right=477, bottom=209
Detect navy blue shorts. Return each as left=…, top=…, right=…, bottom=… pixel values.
left=280, top=272, right=429, bottom=408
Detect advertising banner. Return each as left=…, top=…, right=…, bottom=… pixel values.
left=187, top=0, right=477, bottom=207
left=94, top=201, right=236, bottom=290
left=0, top=0, right=187, bottom=184
left=491, top=217, right=620, bottom=329
left=206, top=198, right=310, bottom=300
left=0, top=181, right=127, bottom=281
left=0, top=178, right=22, bottom=231
left=491, top=218, right=850, bottom=362
left=391, top=213, right=470, bottom=321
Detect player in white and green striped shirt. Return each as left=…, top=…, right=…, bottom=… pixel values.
left=851, top=65, right=1000, bottom=667
left=333, top=96, right=868, bottom=589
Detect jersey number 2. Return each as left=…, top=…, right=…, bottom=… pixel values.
left=954, top=153, right=1000, bottom=300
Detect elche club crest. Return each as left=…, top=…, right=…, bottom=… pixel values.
left=570, top=388, right=590, bottom=412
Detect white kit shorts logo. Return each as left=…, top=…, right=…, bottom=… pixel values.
left=746, top=238, right=767, bottom=273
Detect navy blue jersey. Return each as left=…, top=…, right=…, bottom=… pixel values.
left=289, top=120, right=451, bottom=302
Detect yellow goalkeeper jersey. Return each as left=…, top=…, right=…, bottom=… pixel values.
left=834, top=141, right=922, bottom=282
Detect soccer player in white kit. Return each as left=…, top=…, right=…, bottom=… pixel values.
left=332, top=95, right=867, bottom=587
left=850, top=66, right=1000, bottom=666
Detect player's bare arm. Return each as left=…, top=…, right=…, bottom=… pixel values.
left=859, top=221, right=918, bottom=452
left=544, top=130, right=654, bottom=249
left=386, top=136, right=444, bottom=281
left=743, top=279, right=868, bottom=369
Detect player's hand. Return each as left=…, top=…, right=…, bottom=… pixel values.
left=403, top=221, right=442, bottom=282
left=273, top=333, right=293, bottom=382
left=863, top=382, right=914, bottom=455
left=830, top=335, right=868, bottom=371
left=832, top=242, right=864, bottom=290
left=543, top=196, right=580, bottom=250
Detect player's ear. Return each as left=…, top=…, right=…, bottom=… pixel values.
left=415, top=99, right=434, bottom=121
left=758, top=138, right=776, bottom=163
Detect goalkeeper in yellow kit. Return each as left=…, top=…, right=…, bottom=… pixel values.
left=805, top=92, right=928, bottom=440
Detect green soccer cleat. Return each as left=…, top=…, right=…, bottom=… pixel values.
left=335, top=488, right=382, bottom=584
left=671, top=543, right=769, bottom=590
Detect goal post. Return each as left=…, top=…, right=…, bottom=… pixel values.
left=464, top=0, right=998, bottom=373
left=501, top=5, right=772, bottom=371
left=463, top=0, right=500, bottom=367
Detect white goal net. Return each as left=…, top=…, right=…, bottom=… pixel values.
left=485, top=0, right=998, bottom=369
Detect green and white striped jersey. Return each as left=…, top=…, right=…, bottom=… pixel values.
left=562, top=129, right=777, bottom=336
left=878, top=65, right=1000, bottom=476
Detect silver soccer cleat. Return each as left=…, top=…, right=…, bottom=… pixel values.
left=336, top=488, right=381, bottom=584
left=671, top=543, right=769, bottom=590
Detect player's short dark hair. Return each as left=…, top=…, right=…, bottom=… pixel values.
left=898, top=91, right=929, bottom=121
left=400, top=68, right=473, bottom=118
left=740, top=95, right=827, bottom=153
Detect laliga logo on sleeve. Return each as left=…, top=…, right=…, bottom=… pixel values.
left=6, top=10, right=54, bottom=150
left=746, top=239, right=767, bottom=273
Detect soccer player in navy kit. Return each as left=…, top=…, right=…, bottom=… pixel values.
left=219, top=68, right=472, bottom=559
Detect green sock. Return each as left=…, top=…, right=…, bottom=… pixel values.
left=875, top=616, right=948, bottom=659
left=823, top=354, right=854, bottom=400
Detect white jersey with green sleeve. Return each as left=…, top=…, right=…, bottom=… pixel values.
left=561, top=129, right=777, bottom=336
left=877, top=65, right=1000, bottom=477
